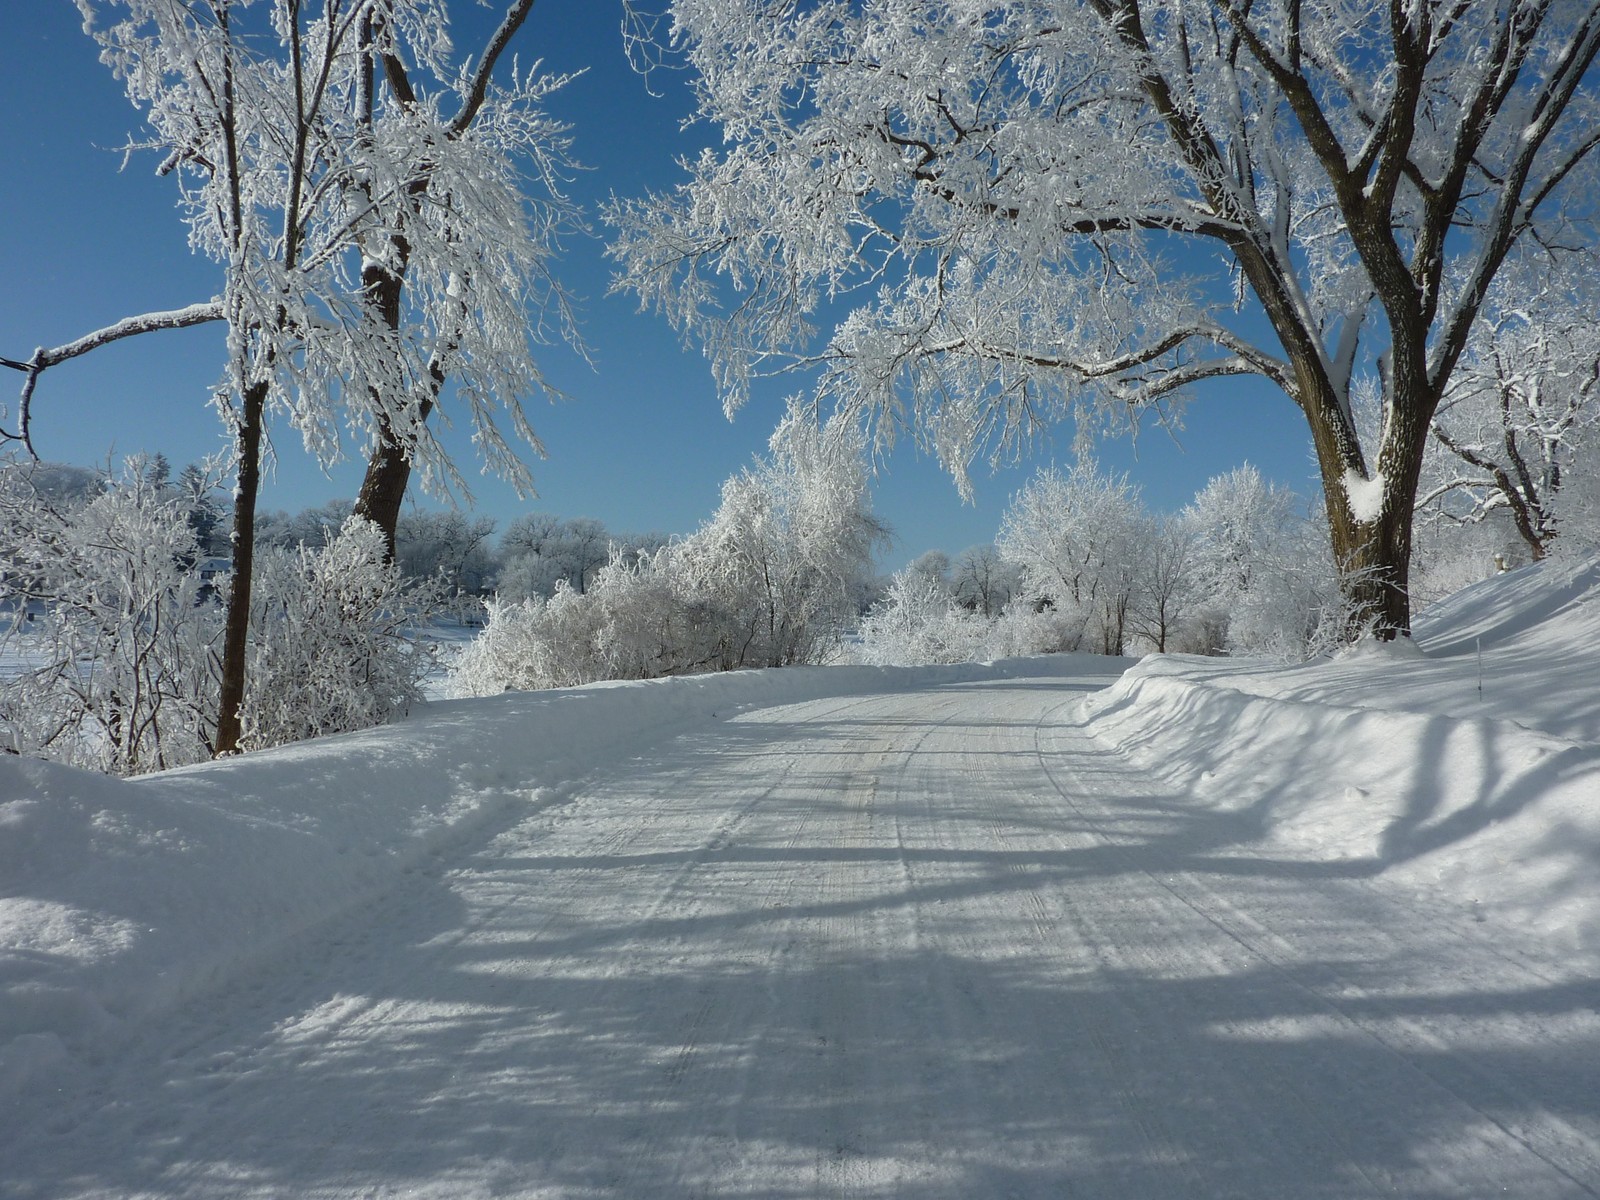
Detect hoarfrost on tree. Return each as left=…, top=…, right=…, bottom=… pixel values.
left=609, top=0, right=1600, bottom=637
left=24, top=0, right=583, bottom=754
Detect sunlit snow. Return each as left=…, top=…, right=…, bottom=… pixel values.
left=4, top=559, right=1600, bottom=1196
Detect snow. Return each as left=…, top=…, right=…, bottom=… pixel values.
left=1078, top=556, right=1600, bottom=956
left=1342, top=466, right=1386, bottom=521
left=0, top=655, right=1102, bottom=1099
left=4, top=561, right=1600, bottom=1195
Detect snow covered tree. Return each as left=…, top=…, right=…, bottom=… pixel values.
left=609, top=0, right=1600, bottom=638
left=998, top=459, right=1146, bottom=654
left=1129, top=514, right=1200, bottom=654
left=258, top=500, right=355, bottom=551
left=395, top=510, right=498, bottom=600
left=451, top=399, right=886, bottom=692
left=4, top=0, right=578, bottom=754
left=1418, top=281, right=1600, bottom=561
left=950, top=544, right=1019, bottom=618
left=679, top=399, right=890, bottom=668
left=905, top=550, right=954, bottom=590
left=494, top=515, right=668, bottom=602
left=1187, top=464, right=1344, bottom=657
left=0, top=460, right=220, bottom=773
left=176, top=462, right=227, bottom=558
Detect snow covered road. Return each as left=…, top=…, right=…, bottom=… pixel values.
left=8, top=669, right=1600, bottom=1198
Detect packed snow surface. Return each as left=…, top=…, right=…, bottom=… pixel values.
left=4, top=559, right=1600, bottom=1196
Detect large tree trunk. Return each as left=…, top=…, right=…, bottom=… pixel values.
left=1327, top=499, right=1414, bottom=639
left=214, top=379, right=267, bottom=756
left=353, top=397, right=431, bottom=561
left=350, top=234, right=426, bottom=562
left=1305, top=359, right=1438, bottom=640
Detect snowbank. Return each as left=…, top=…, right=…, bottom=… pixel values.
left=0, top=654, right=1110, bottom=1097
left=1082, top=557, right=1600, bottom=957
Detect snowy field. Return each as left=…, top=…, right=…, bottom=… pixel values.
left=3, top=559, right=1600, bottom=1196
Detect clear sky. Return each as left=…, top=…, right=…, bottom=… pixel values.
left=0, top=1, right=1323, bottom=568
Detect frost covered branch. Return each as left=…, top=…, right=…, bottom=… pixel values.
left=1, top=302, right=224, bottom=455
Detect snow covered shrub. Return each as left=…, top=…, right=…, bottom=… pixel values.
left=0, top=460, right=220, bottom=774
left=855, top=571, right=1078, bottom=666
left=987, top=601, right=1086, bottom=659
left=450, top=548, right=722, bottom=694
left=676, top=401, right=888, bottom=668
left=446, top=595, right=552, bottom=695
left=855, top=570, right=992, bottom=665
left=237, top=517, right=441, bottom=750
left=450, top=401, right=884, bottom=694
left=452, top=553, right=700, bottom=695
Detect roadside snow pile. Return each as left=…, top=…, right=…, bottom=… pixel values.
left=1083, top=556, right=1600, bottom=955
left=0, top=654, right=1108, bottom=1098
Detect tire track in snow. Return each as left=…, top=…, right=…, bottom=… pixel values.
left=1031, top=693, right=1600, bottom=1198
left=7, top=674, right=1600, bottom=1198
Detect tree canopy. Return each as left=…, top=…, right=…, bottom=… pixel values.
left=609, top=0, right=1600, bottom=635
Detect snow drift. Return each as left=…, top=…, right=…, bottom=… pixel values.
left=1082, top=556, right=1600, bottom=954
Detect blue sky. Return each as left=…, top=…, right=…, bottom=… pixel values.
left=0, top=1, right=1322, bottom=568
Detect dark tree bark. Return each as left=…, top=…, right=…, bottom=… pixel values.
left=214, top=379, right=267, bottom=756
left=349, top=0, right=540, bottom=558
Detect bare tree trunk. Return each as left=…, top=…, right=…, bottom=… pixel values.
left=214, top=379, right=267, bottom=756
left=353, top=400, right=430, bottom=561
left=1306, top=358, right=1436, bottom=640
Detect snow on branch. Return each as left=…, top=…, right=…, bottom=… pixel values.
left=1, top=301, right=225, bottom=456
left=19, top=301, right=226, bottom=370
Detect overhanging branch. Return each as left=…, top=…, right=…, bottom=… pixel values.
left=2, top=300, right=225, bottom=456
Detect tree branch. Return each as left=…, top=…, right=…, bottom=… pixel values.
left=450, top=0, right=540, bottom=137
left=2, top=301, right=226, bottom=455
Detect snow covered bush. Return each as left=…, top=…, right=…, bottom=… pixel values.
left=0, top=461, right=219, bottom=774
left=237, top=518, right=441, bottom=751
left=451, top=557, right=688, bottom=695
left=854, top=567, right=1073, bottom=666
left=676, top=402, right=888, bottom=669
left=0, top=472, right=441, bottom=770
left=855, top=570, right=992, bottom=666
left=450, top=402, right=885, bottom=694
